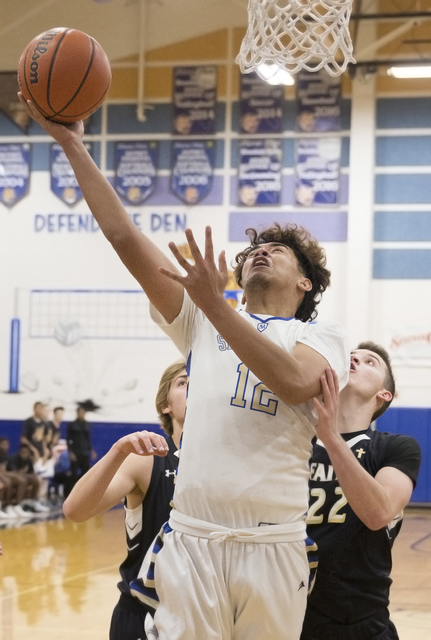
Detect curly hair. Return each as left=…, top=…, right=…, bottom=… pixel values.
left=155, top=360, right=186, bottom=436
left=233, top=224, right=331, bottom=322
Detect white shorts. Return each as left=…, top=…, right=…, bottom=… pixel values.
left=154, top=510, right=309, bottom=640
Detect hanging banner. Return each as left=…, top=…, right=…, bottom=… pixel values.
left=173, top=66, right=217, bottom=135
left=115, top=141, right=158, bottom=205
left=171, top=140, right=214, bottom=204
left=0, top=143, right=30, bottom=207
left=240, top=71, right=283, bottom=134
left=50, top=143, right=92, bottom=206
left=238, top=139, right=282, bottom=206
left=294, top=138, right=341, bottom=207
left=296, top=70, right=341, bottom=132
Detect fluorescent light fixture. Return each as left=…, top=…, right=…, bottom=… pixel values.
left=387, top=65, right=431, bottom=78
left=257, top=63, right=295, bottom=85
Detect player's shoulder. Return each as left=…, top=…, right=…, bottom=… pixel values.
left=372, top=429, right=421, bottom=455
left=301, top=317, right=347, bottom=339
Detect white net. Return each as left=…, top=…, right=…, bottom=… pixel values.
left=236, top=0, right=355, bottom=78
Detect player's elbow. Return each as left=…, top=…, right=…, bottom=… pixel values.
left=62, top=498, right=88, bottom=523
left=279, top=376, right=318, bottom=406
left=362, top=510, right=393, bottom=531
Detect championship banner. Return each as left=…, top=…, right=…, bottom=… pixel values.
left=295, top=138, right=341, bottom=207
left=0, top=143, right=30, bottom=207
left=115, top=141, right=158, bottom=205
left=296, top=70, right=341, bottom=132
left=171, top=140, right=214, bottom=204
left=388, top=327, right=431, bottom=365
left=238, top=139, right=282, bottom=206
left=240, top=71, right=283, bottom=134
left=51, top=142, right=92, bottom=206
left=173, top=66, right=217, bottom=135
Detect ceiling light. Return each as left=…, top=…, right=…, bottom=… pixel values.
left=387, top=65, right=431, bottom=78
left=257, top=63, right=295, bottom=85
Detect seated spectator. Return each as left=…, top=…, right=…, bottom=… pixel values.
left=0, top=437, right=30, bottom=518
left=7, top=444, right=49, bottom=514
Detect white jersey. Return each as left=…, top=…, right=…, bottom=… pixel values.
left=151, top=293, right=349, bottom=529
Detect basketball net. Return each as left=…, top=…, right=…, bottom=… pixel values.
left=236, top=0, right=355, bottom=78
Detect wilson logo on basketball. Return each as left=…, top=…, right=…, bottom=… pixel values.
left=29, top=31, right=58, bottom=84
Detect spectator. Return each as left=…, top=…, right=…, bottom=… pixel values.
left=0, top=437, right=31, bottom=518
left=21, top=401, right=49, bottom=461
left=7, top=444, right=49, bottom=513
left=45, top=406, right=65, bottom=453
left=67, top=400, right=99, bottom=487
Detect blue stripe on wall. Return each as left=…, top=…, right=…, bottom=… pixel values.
left=107, top=103, right=226, bottom=134
left=376, top=136, right=431, bottom=166
left=377, top=98, right=431, bottom=129
left=375, top=174, right=431, bottom=204
left=373, top=249, right=431, bottom=278
left=0, top=420, right=163, bottom=462
left=376, top=407, right=430, bottom=503
left=229, top=211, right=347, bottom=242
left=375, top=212, right=431, bottom=241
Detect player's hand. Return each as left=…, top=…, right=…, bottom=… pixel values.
left=159, top=226, right=229, bottom=314
left=114, top=431, right=169, bottom=457
left=313, top=368, right=339, bottom=443
left=17, top=92, right=84, bottom=142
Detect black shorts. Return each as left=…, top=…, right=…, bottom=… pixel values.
left=109, top=593, right=155, bottom=640
left=301, top=616, right=399, bottom=640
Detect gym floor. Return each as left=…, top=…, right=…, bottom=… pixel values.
left=0, top=506, right=430, bottom=639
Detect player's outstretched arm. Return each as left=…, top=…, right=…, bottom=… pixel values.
left=18, top=94, right=183, bottom=323
left=161, top=226, right=331, bottom=405
left=63, top=430, right=169, bottom=523
left=314, top=369, right=414, bottom=530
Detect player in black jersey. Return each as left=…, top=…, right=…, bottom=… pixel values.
left=301, top=342, right=421, bottom=640
left=63, top=360, right=187, bottom=640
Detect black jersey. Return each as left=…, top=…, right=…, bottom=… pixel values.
left=301, top=428, right=421, bottom=640
left=116, top=435, right=178, bottom=605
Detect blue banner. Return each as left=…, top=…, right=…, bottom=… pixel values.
left=173, top=66, right=217, bottom=135
left=296, top=70, right=341, bottom=132
left=171, top=140, right=215, bottom=204
left=115, top=141, right=158, bottom=205
left=295, top=138, right=341, bottom=206
left=238, top=139, right=282, bottom=206
left=51, top=143, right=92, bottom=206
left=0, top=143, right=30, bottom=207
left=240, top=72, right=283, bottom=134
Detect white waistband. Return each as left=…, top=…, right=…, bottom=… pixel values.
left=169, top=509, right=306, bottom=543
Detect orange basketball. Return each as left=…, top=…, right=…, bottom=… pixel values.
left=18, top=27, right=112, bottom=123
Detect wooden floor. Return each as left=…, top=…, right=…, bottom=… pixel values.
left=0, top=506, right=430, bottom=639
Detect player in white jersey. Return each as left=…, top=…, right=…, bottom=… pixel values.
left=19, top=95, right=350, bottom=640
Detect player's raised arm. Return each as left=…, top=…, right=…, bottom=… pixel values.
left=63, top=430, right=169, bottom=522
left=18, top=94, right=183, bottom=323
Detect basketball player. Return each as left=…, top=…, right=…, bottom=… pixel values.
left=301, top=343, right=421, bottom=640
left=19, top=95, right=350, bottom=640
left=63, top=360, right=187, bottom=640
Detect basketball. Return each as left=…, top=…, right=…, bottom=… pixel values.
left=17, top=27, right=112, bottom=123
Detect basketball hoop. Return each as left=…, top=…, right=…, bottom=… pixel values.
left=236, top=0, right=355, bottom=79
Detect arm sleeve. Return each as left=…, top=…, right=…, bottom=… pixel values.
left=380, top=435, right=422, bottom=487
left=149, top=291, right=205, bottom=356
left=296, top=321, right=350, bottom=391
